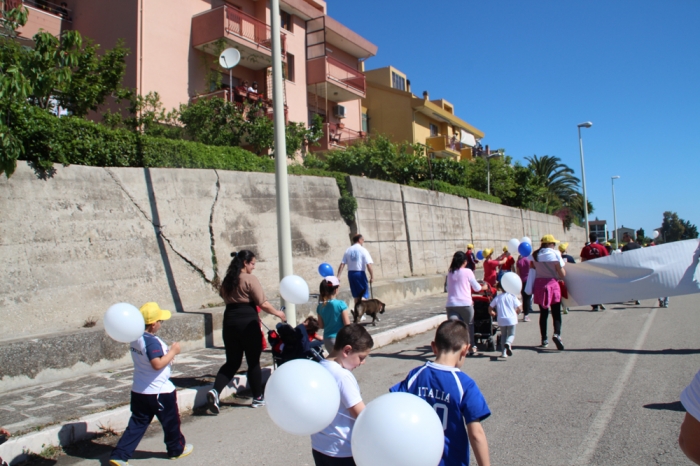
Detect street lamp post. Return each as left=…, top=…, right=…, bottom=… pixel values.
left=270, top=0, right=296, bottom=326
left=484, top=149, right=503, bottom=196
left=611, top=176, right=620, bottom=246
left=577, top=121, right=592, bottom=238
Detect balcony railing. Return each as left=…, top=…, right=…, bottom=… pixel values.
left=426, top=135, right=474, bottom=160
left=309, top=122, right=366, bottom=151
left=3, top=0, right=72, bottom=20
left=224, top=6, right=285, bottom=54
left=326, top=56, right=365, bottom=93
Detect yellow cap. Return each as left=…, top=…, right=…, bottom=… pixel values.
left=605, top=242, right=611, bottom=246
left=541, top=234, right=560, bottom=244
left=467, top=244, right=474, bottom=250
left=558, top=242, right=569, bottom=252
left=483, top=248, right=494, bottom=258
left=503, top=246, right=508, bottom=252
left=139, top=302, right=172, bottom=325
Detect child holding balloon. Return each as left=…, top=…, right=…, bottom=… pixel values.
left=311, top=324, right=374, bottom=466
left=391, top=320, right=491, bottom=466
left=109, top=303, right=193, bottom=466
left=489, top=281, right=522, bottom=357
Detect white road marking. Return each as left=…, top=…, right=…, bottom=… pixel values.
left=572, top=307, right=658, bottom=465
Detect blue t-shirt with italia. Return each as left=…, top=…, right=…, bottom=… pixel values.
left=390, top=361, right=491, bottom=466
left=316, top=299, right=348, bottom=339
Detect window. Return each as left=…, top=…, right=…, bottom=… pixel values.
left=391, top=71, right=406, bottom=91
left=284, top=53, right=295, bottom=82
left=280, top=11, right=293, bottom=32
left=430, top=123, right=438, bottom=137
left=362, top=112, right=368, bottom=133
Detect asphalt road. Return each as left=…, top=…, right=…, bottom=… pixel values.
left=51, top=295, right=699, bottom=466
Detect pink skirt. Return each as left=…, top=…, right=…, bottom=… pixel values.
left=533, top=278, right=561, bottom=309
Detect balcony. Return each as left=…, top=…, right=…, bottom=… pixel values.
left=191, top=88, right=288, bottom=124
left=192, top=6, right=286, bottom=71
left=426, top=135, right=472, bottom=161
left=311, top=123, right=366, bottom=152
left=307, top=55, right=366, bottom=102
left=2, top=0, right=71, bottom=38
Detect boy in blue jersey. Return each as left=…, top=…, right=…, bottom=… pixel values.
left=390, top=320, right=491, bottom=466
left=109, top=302, right=193, bottom=466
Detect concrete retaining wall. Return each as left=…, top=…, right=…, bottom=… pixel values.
left=0, top=164, right=584, bottom=343
left=348, top=176, right=587, bottom=275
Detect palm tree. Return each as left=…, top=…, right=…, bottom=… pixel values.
left=525, top=155, right=580, bottom=203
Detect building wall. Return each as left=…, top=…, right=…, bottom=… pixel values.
left=284, top=14, right=309, bottom=125
left=363, top=84, right=413, bottom=142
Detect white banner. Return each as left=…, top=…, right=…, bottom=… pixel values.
left=563, top=239, right=700, bottom=307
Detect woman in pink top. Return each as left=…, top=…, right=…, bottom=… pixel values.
left=446, top=251, right=488, bottom=355
left=532, top=235, right=566, bottom=350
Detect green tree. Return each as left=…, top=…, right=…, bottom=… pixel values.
left=659, top=211, right=698, bottom=242
left=103, top=91, right=182, bottom=139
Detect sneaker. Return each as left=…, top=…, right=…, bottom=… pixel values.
left=207, top=389, right=220, bottom=415
left=591, top=305, right=599, bottom=312
left=170, top=444, right=193, bottom=460
left=552, top=334, right=564, bottom=351
left=540, top=340, right=549, bottom=348
left=251, top=396, right=266, bottom=408
left=501, top=351, right=508, bottom=358
left=109, top=461, right=129, bottom=466
left=505, top=343, right=513, bottom=356
left=563, top=307, right=569, bottom=315
left=634, top=300, right=641, bottom=305
left=523, top=315, right=531, bottom=322
left=600, top=305, right=606, bottom=310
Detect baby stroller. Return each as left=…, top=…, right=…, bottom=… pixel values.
left=266, top=322, right=324, bottom=368
left=472, top=282, right=499, bottom=351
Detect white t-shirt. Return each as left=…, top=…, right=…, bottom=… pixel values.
left=311, top=359, right=362, bottom=458
left=681, top=369, right=700, bottom=421
left=489, top=292, right=521, bottom=326
left=341, top=243, right=373, bottom=272
left=537, top=248, right=565, bottom=267
left=130, top=332, right=176, bottom=395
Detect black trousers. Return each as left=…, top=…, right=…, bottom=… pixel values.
left=312, top=450, right=357, bottom=466
left=111, top=391, right=185, bottom=461
left=539, top=302, right=562, bottom=340
left=214, top=305, right=263, bottom=397
left=521, top=287, right=532, bottom=316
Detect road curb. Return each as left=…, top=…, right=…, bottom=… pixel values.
left=0, top=314, right=446, bottom=465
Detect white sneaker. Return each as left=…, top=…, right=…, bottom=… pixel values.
left=501, top=351, right=508, bottom=358
left=207, top=389, right=220, bottom=415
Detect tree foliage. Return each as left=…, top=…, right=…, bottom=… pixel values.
left=660, top=211, right=699, bottom=242
left=0, top=6, right=128, bottom=177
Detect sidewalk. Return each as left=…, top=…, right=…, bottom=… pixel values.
left=0, top=292, right=449, bottom=464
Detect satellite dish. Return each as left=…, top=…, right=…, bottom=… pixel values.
left=219, top=48, right=240, bottom=69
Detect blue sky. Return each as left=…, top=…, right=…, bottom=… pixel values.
left=331, top=0, right=700, bottom=236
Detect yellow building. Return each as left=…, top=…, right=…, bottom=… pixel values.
left=362, top=66, right=484, bottom=161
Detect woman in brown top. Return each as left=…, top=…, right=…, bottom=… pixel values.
left=207, top=250, right=286, bottom=413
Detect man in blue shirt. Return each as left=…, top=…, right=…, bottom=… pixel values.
left=391, top=320, right=491, bottom=466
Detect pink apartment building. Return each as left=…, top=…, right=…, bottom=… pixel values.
left=4, top=0, right=377, bottom=151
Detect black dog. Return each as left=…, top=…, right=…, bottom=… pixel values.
left=353, top=299, right=386, bottom=326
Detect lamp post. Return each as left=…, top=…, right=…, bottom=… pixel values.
left=577, top=121, right=592, bottom=238
left=484, top=149, right=503, bottom=196
left=270, top=0, right=295, bottom=326
left=611, top=176, right=620, bottom=246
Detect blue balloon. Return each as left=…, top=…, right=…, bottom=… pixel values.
left=318, top=263, right=334, bottom=277
left=518, top=242, right=533, bottom=257
left=476, top=250, right=484, bottom=260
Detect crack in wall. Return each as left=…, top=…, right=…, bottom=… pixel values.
left=209, top=170, right=221, bottom=287
left=104, top=167, right=214, bottom=286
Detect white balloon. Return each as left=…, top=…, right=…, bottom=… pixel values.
left=501, top=272, right=523, bottom=296
left=507, top=238, right=520, bottom=252
left=653, top=230, right=660, bottom=239
left=104, top=303, right=145, bottom=343
left=352, top=392, right=444, bottom=466
left=279, top=275, right=310, bottom=305
left=520, top=236, right=532, bottom=245
left=265, top=359, right=340, bottom=435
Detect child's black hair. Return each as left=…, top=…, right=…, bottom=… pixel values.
left=319, top=279, right=339, bottom=304
left=334, top=323, right=374, bottom=352
left=434, top=320, right=470, bottom=352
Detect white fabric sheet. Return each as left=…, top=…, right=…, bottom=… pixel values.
left=562, top=239, right=700, bottom=307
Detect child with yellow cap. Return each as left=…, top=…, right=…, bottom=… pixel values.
left=109, top=303, right=193, bottom=466
left=466, top=244, right=479, bottom=271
